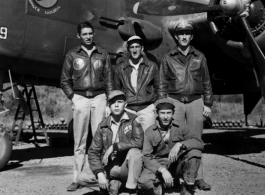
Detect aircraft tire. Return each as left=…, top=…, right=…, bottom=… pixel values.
left=0, top=130, right=12, bottom=171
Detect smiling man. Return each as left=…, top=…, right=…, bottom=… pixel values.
left=115, top=36, right=159, bottom=131
left=60, top=21, right=113, bottom=191
left=138, top=98, right=204, bottom=195
left=78, top=90, right=143, bottom=195
left=158, top=18, right=213, bottom=191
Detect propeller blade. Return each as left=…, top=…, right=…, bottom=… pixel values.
left=133, top=0, right=221, bottom=16
left=239, top=17, right=265, bottom=97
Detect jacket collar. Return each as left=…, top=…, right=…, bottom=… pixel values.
left=170, top=45, right=199, bottom=57
left=76, top=43, right=103, bottom=54
left=110, top=112, right=129, bottom=125
left=123, top=54, right=151, bottom=70
left=100, top=111, right=137, bottom=129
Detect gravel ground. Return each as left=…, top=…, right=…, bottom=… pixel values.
left=1, top=128, right=265, bottom=195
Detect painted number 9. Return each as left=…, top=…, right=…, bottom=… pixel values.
left=0, top=27, right=7, bottom=40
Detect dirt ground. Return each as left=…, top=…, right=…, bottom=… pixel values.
left=1, top=128, right=265, bottom=195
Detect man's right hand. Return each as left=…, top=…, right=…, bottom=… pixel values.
left=97, top=172, right=109, bottom=190
left=161, top=168, right=174, bottom=187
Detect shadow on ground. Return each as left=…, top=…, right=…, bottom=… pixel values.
left=203, top=129, right=265, bottom=155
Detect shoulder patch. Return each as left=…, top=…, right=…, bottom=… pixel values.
left=124, top=124, right=132, bottom=135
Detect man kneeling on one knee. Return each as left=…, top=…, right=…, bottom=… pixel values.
left=138, top=98, right=204, bottom=195
left=77, top=90, right=144, bottom=195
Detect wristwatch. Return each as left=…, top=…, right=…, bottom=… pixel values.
left=180, top=142, right=186, bottom=150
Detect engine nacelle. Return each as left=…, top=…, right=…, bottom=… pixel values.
left=207, top=0, right=265, bottom=64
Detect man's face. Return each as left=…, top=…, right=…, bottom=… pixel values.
left=128, top=42, right=143, bottom=60
left=109, top=96, right=127, bottom=116
left=175, top=30, right=193, bottom=47
left=158, top=109, right=174, bottom=126
left=77, top=27, right=94, bottom=46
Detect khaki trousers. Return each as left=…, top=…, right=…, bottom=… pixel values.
left=169, top=97, right=204, bottom=180
left=125, top=104, right=156, bottom=132
left=77, top=148, right=143, bottom=195
left=72, top=93, right=106, bottom=182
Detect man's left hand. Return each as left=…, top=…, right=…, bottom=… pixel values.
left=102, top=145, right=113, bottom=166
left=203, top=106, right=211, bottom=117
left=168, top=143, right=182, bottom=162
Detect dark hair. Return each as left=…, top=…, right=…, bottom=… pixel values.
left=77, top=22, right=94, bottom=35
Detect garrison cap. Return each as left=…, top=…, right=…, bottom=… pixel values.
left=174, top=19, right=193, bottom=32
left=108, top=90, right=126, bottom=102
left=155, top=98, right=175, bottom=111
left=127, top=35, right=143, bottom=46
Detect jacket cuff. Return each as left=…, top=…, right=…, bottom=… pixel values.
left=113, top=143, right=119, bottom=152
left=204, top=103, right=212, bottom=108
left=68, top=93, right=74, bottom=100
left=93, top=169, right=104, bottom=178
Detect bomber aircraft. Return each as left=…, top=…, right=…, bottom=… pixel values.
left=0, top=0, right=265, bottom=170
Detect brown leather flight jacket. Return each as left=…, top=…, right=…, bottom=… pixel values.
left=88, top=112, right=144, bottom=176
left=115, top=56, right=159, bottom=111
left=60, top=45, right=113, bottom=99
left=158, top=46, right=213, bottom=107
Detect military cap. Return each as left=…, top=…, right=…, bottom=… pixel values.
left=155, top=98, right=175, bottom=110
left=127, top=35, right=143, bottom=46
left=108, top=90, right=126, bottom=102
left=174, top=19, right=193, bottom=32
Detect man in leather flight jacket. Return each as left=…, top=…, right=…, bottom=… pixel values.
left=60, top=22, right=113, bottom=191
left=158, top=19, right=213, bottom=191
left=78, top=90, right=143, bottom=195
left=115, top=36, right=159, bottom=131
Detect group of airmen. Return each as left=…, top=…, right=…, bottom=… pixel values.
left=60, top=18, right=213, bottom=195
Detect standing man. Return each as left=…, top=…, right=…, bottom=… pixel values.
left=158, top=19, right=213, bottom=190
left=61, top=21, right=113, bottom=191
left=115, top=36, right=159, bottom=131
left=138, top=99, right=204, bottom=195
left=78, top=90, right=143, bottom=195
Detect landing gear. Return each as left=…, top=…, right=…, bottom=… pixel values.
left=0, top=128, right=12, bottom=171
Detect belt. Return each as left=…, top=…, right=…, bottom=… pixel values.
left=75, top=90, right=105, bottom=98
left=169, top=94, right=201, bottom=103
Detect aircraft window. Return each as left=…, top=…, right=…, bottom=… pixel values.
left=34, top=0, right=58, bottom=8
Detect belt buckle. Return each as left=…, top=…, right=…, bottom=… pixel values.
left=86, top=91, right=92, bottom=97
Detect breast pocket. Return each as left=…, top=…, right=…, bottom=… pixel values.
left=152, top=138, right=161, bottom=147
left=146, top=85, right=153, bottom=95
left=172, top=134, right=184, bottom=142
left=192, top=74, right=203, bottom=92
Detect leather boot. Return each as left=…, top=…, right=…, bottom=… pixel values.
left=67, top=182, right=79, bottom=191
left=194, top=179, right=211, bottom=191
left=180, top=183, right=195, bottom=195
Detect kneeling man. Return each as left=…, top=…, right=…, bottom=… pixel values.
left=138, top=99, right=204, bottom=195
left=78, top=90, right=144, bottom=195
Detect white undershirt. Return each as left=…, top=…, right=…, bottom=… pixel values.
left=110, top=113, right=129, bottom=144
left=81, top=45, right=95, bottom=57
left=129, top=58, right=143, bottom=92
